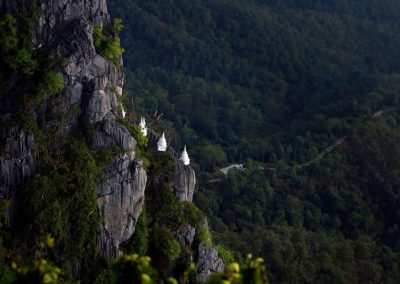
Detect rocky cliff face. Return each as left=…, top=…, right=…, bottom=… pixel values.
left=197, top=243, right=225, bottom=283
left=148, top=132, right=196, bottom=202
left=0, top=0, right=146, bottom=258
left=1, top=1, right=224, bottom=279
left=0, top=127, right=38, bottom=222
left=147, top=131, right=225, bottom=280
left=173, top=158, right=196, bottom=202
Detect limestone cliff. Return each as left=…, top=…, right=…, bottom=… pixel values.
left=0, top=0, right=146, bottom=258
left=147, top=131, right=195, bottom=202
left=197, top=243, right=225, bottom=283
left=0, top=0, right=224, bottom=280
left=172, top=156, right=224, bottom=281
left=147, top=133, right=224, bottom=281
left=171, top=148, right=196, bottom=202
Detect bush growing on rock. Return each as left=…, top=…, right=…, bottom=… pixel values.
left=93, top=19, right=125, bottom=68
left=120, top=208, right=149, bottom=256
left=0, top=14, right=38, bottom=75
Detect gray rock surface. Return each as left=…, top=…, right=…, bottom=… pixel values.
left=147, top=132, right=223, bottom=279
left=0, top=126, right=39, bottom=225
left=175, top=224, right=196, bottom=247
left=97, top=159, right=147, bottom=257
left=147, top=131, right=196, bottom=201
left=197, top=243, right=225, bottom=283
left=173, top=158, right=196, bottom=202
left=0, top=0, right=146, bottom=258
left=90, top=120, right=136, bottom=152
left=0, top=126, right=38, bottom=197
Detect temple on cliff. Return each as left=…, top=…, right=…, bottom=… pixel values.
left=180, top=146, right=190, bottom=165
left=157, top=132, right=167, bottom=151
left=139, top=117, right=147, bottom=136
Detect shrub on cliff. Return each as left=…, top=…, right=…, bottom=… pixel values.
left=0, top=14, right=38, bottom=75
left=93, top=18, right=125, bottom=68
left=120, top=208, right=149, bottom=256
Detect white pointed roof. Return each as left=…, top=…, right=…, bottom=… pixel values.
left=139, top=117, right=147, bottom=136
left=180, top=145, right=190, bottom=165
left=157, top=132, right=167, bottom=151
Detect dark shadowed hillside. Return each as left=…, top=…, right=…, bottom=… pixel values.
left=108, top=0, right=400, bottom=282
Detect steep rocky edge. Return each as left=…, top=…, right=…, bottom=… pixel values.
left=0, top=0, right=224, bottom=280
left=147, top=133, right=224, bottom=281
left=172, top=157, right=224, bottom=281
left=0, top=0, right=146, bottom=258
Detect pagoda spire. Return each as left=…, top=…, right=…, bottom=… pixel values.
left=139, top=117, right=147, bottom=136
left=157, top=132, right=167, bottom=151
left=180, top=145, right=190, bottom=165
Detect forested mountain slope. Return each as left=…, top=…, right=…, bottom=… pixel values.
left=108, top=0, right=400, bottom=282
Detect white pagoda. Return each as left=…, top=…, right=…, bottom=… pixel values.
left=139, top=117, right=147, bottom=136
left=157, top=132, right=167, bottom=151
left=180, top=145, right=190, bottom=165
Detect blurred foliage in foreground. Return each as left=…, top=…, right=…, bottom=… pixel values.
left=1, top=238, right=269, bottom=284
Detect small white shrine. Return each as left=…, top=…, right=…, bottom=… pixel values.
left=139, top=117, right=147, bottom=136
left=157, top=132, right=167, bottom=151
left=180, top=145, right=190, bottom=165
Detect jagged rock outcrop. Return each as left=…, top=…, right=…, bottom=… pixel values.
left=0, top=126, right=39, bottom=225
left=174, top=223, right=224, bottom=283
left=175, top=224, right=196, bottom=247
left=0, top=126, right=37, bottom=196
left=1, top=1, right=223, bottom=278
left=197, top=243, right=225, bottom=283
left=0, top=0, right=146, bottom=258
left=147, top=131, right=195, bottom=201
left=147, top=131, right=224, bottom=279
left=97, top=159, right=147, bottom=257
left=173, top=158, right=196, bottom=202
left=90, top=120, right=136, bottom=151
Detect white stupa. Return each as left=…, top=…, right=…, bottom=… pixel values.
left=157, top=132, right=167, bottom=151
left=139, top=117, right=147, bottom=136
left=180, top=145, right=190, bottom=165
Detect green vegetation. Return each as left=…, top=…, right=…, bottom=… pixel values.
left=0, top=235, right=61, bottom=283
left=12, top=137, right=100, bottom=277
left=93, top=18, right=125, bottom=68
left=33, top=69, right=64, bottom=104
left=15, top=259, right=62, bottom=284
left=195, top=222, right=212, bottom=248
left=0, top=13, right=37, bottom=75
left=0, top=9, right=64, bottom=104
left=119, top=118, right=148, bottom=148
left=121, top=208, right=149, bottom=256
left=94, top=143, right=125, bottom=171
left=107, top=0, right=400, bottom=281
left=1, top=3, right=236, bottom=284
left=210, top=255, right=269, bottom=284
left=216, top=245, right=235, bottom=266
left=1, top=248, right=269, bottom=284
left=111, top=254, right=157, bottom=284
left=111, top=253, right=269, bottom=284
left=3, top=0, right=400, bottom=282
left=2, top=108, right=101, bottom=280
left=152, top=225, right=181, bottom=263
left=0, top=199, right=10, bottom=228
left=144, top=152, right=175, bottom=180
left=142, top=152, right=219, bottom=280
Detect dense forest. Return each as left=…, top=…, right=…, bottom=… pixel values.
left=107, top=0, right=400, bottom=282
